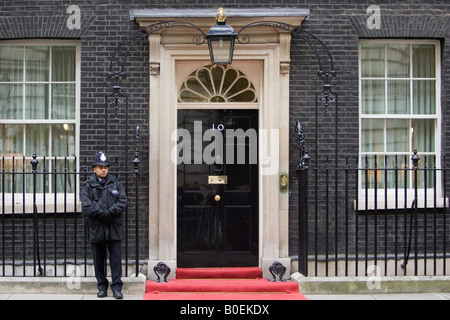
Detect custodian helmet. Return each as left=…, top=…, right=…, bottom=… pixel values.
left=92, top=152, right=110, bottom=168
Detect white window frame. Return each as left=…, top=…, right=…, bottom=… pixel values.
left=358, top=39, right=443, bottom=210
left=0, top=39, right=81, bottom=213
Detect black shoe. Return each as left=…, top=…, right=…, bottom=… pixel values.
left=113, top=291, right=123, bottom=299
left=97, top=290, right=107, bottom=298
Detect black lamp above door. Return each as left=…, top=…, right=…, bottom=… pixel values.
left=206, top=8, right=238, bottom=66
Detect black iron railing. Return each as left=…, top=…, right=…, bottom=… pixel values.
left=297, top=151, right=450, bottom=277
left=0, top=153, right=142, bottom=277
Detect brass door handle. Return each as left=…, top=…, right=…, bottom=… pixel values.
left=214, top=195, right=221, bottom=202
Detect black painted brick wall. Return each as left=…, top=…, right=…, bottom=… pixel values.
left=0, top=0, right=449, bottom=260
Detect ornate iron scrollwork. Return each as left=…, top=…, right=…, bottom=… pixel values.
left=107, top=85, right=125, bottom=117
left=108, top=21, right=207, bottom=88
left=237, top=21, right=296, bottom=45
left=105, top=21, right=207, bottom=116
left=133, top=126, right=141, bottom=174
left=236, top=21, right=337, bottom=110
left=296, top=120, right=310, bottom=170
left=317, top=70, right=337, bottom=112
left=153, top=262, right=171, bottom=283
left=269, top=261, right=288, bottom=282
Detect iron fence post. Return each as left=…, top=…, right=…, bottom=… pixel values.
left=31, top=153, right=43, bottom=276
left=298, top=167, right=309, bottom=276
left=133, top=126, right=141, bottom=276
left=296, top=121, right=310, bottom=276
left=412, top=150, right=420, bottom=275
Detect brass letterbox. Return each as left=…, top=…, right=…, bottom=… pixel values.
left=208, top=175, right=228, bottom=185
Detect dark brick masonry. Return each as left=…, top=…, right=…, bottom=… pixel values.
left=0, top=0, right=449, bottom=264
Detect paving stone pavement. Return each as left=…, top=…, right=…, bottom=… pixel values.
left=1, top=292, right=449, bottom=300
left=305, top=292, right=450, bottom=300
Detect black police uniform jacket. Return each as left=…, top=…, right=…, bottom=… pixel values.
left=82, top=174, right=128, bottom=243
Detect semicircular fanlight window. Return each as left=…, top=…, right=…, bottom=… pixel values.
left=178, top=65, right=258, bottom=103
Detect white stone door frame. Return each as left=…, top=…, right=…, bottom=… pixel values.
left=136, top=13, right=306, bottom=280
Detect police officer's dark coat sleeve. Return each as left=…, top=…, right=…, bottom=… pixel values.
left=81, top=181, right=102, bottom=219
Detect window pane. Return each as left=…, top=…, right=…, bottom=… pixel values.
left=362, top=80, right=385, bottom=114
left=415, top=155, right=435, bottom=189
left=362, top=155, right=385, bottom=189
left=388, top=80, right=410, bottom=114
left=211, top=65, right=224, bottom=93
left=25, top=124, right=49, bottom=157
left=0, top=124, right=23, bottom=156
left=361, top=44, right=385, bottom=78
left=0, top=157, right=25, bottom=193
left=52, top=84, right=75, bottom=119
left=412, top=120, right=435, bottom=153
left=52, top=159, right=76, bottom=193
left=25, top=46, right=50, bottom=82
left=0, top=84, right=23, bottom=119
left=386, top=119, right=409, bottom=153
left=196, top=68, right=214, bottom=96
left=413, top=80, right=436, bottom=115
left=52, top=46, right=76, bottom=82
left=362, top=119, right=384, bottom=153
left=413, top=44, right=435, bottom=78
left=227, top=77, right=255, bottom=102
left=387, top=44, right=410, bottom=78
left=385, top=155, right=408, bottom=189
left=0, top=46, right=23, bottom=82
left=179, top=83, right=208, bottom=102
left=52, top=124, right=75, bottom=157
left=25, top=84, right=49, bottom=119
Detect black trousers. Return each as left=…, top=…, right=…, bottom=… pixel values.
left=91, top=240, right=123, bottom=292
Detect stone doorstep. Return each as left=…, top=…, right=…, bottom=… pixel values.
left=4, top=274, right=448, bottom=296
left=292, top=273, right=450, bottom=295
left=0, top=275, right=147, bottom=295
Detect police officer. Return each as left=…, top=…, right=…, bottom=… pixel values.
left=81, top=152, right=128, bottom=299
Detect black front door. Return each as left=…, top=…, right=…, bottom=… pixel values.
left=177, top=109, right=259, bottom=268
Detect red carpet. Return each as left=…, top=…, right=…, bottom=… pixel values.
left=176, top=267, right=262, bottom=279
left=144, top=267, right=307, bottom=300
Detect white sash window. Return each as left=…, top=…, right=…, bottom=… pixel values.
left=359, top=40, right=442, bottom=209
left=0, top=40, right=80, bottom=195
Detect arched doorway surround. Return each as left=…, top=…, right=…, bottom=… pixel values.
left=143, top=17, right=295, bottom=279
